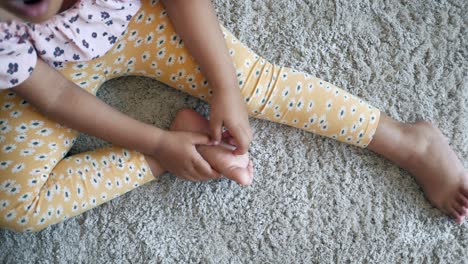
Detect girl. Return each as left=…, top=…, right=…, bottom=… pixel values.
left=0, top=0, right=466, bottom=232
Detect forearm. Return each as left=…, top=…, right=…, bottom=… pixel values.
left=49, top=82, right=162, bottom=155
left=161, top=0, right=238, bottom=92
left=13, top=59, right=163, bottom=156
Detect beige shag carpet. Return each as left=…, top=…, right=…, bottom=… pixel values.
left=1, top=0, right=467, bottom=262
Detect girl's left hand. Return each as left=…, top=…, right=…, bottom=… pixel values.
left=209, top=87, right=252, bottom=155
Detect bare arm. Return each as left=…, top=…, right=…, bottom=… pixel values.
left=161, top=0, right=252, bottom=154
left=161, top=0, right=235, bottom=95
left=12, top=59, right=163, bottom=155
left=12, top=59, right=218, bottom=180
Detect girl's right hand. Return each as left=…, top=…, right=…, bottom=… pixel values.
left=152, top=130, right=220, bottom=181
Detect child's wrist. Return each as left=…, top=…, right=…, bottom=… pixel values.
left=135, top=125, right=166, bottom=156
left=208, top=68, right=238, bottom=94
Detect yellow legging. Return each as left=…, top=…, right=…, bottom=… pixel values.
left=0, top=1, right=380, bottom=232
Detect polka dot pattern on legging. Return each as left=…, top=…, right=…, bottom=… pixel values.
left=0, top=0, right=379, bottom=232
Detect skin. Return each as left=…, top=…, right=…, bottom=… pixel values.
left=13, top=59, right=219, bottom=181
left=368, top=115, right=468, bottom=224
left=146, top=109, right=254, bottom=186
left=161, top=0, right=253, bottom=155
left=0, top=0, right=67, bottom=23
left=2, top=0, right=252, bottom=182
left=2, top=0, right=468, bottom=223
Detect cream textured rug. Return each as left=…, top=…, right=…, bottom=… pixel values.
left=1, top=0, right=467, bottom=262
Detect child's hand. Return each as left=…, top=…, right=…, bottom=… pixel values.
left=210, top=88, right=253, bottom=155
left=161, top=0, right=252, bottom=154
left=152, top=130, right=220, bottom=181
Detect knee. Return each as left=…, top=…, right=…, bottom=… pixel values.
left=0, top=208, right=48, bottom=233
left=1, top=223, right=44, bottom=233
left=1, top=183, right=51, bottom=233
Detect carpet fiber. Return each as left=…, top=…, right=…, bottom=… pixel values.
left=1, top=0, right=467, bottom=262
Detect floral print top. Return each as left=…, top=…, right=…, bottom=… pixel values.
left=0, top=0, right=141, bottom=89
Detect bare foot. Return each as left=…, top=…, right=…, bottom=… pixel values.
left=200, top=141, right=253, bottom=186
left=369, top=114, right=468, bottom=223
left=170, top=109, right=254, bottom=185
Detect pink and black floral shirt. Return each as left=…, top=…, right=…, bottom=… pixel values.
left=0, top=0, right=141, bottom=88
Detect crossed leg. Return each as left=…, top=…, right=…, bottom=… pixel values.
left=1, top=0, right=467, bottom=233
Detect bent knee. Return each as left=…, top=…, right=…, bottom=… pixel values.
left=0, top=210, right=50, bottom=233
left=0, top=194, right=58, bottom=233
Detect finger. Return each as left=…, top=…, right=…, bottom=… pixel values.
left=178, top=169, right=195, bottom=182
left=182, top=167, right=200, bottom=182
left=191, top=162, right=215, bottom=181
left=193, top=154, right=219, bottom=179
left=242, top=125, right=253, bottom=148
left=221, top=131, right=237, bottom=146
left=209, top=118, right=223, bottom=144
left=192, top=169, right=214, bottom=181
left=227, top=137, right=237, bottom=146
left=182, top=162, right=203, bottom=182
left=178, top=161, right=206, bottom=182
left=190, top=132, right=213, bottom=146
left=229, top=126, right=249, bottom=155
left=190, top=169, right=211, bottom=181
left=222, top=130, right=231, bottom=139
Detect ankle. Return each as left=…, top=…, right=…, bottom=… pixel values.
left=401, top=121, right=433, bottom=154
left=397, top=123, right=428, bottom=167
left=370, top=118, right=439, bottom=168
left=368, top=114, right=409, bottom=164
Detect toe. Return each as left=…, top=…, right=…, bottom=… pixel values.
left=457, top=193, right=468, bottom=209
left=461, top=184, right=468, bottom=199
left=247, top=160, right=254, bottom=180
left=453, top=202, right=465, bottom=217
left=228, top=167, right=251, bottom=186
left=449, top=208, right=463, bottom=224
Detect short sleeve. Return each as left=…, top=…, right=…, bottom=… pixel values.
left=0, top=21, right=37, bottom=89
left=27, top=0, right=141, bottom=64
